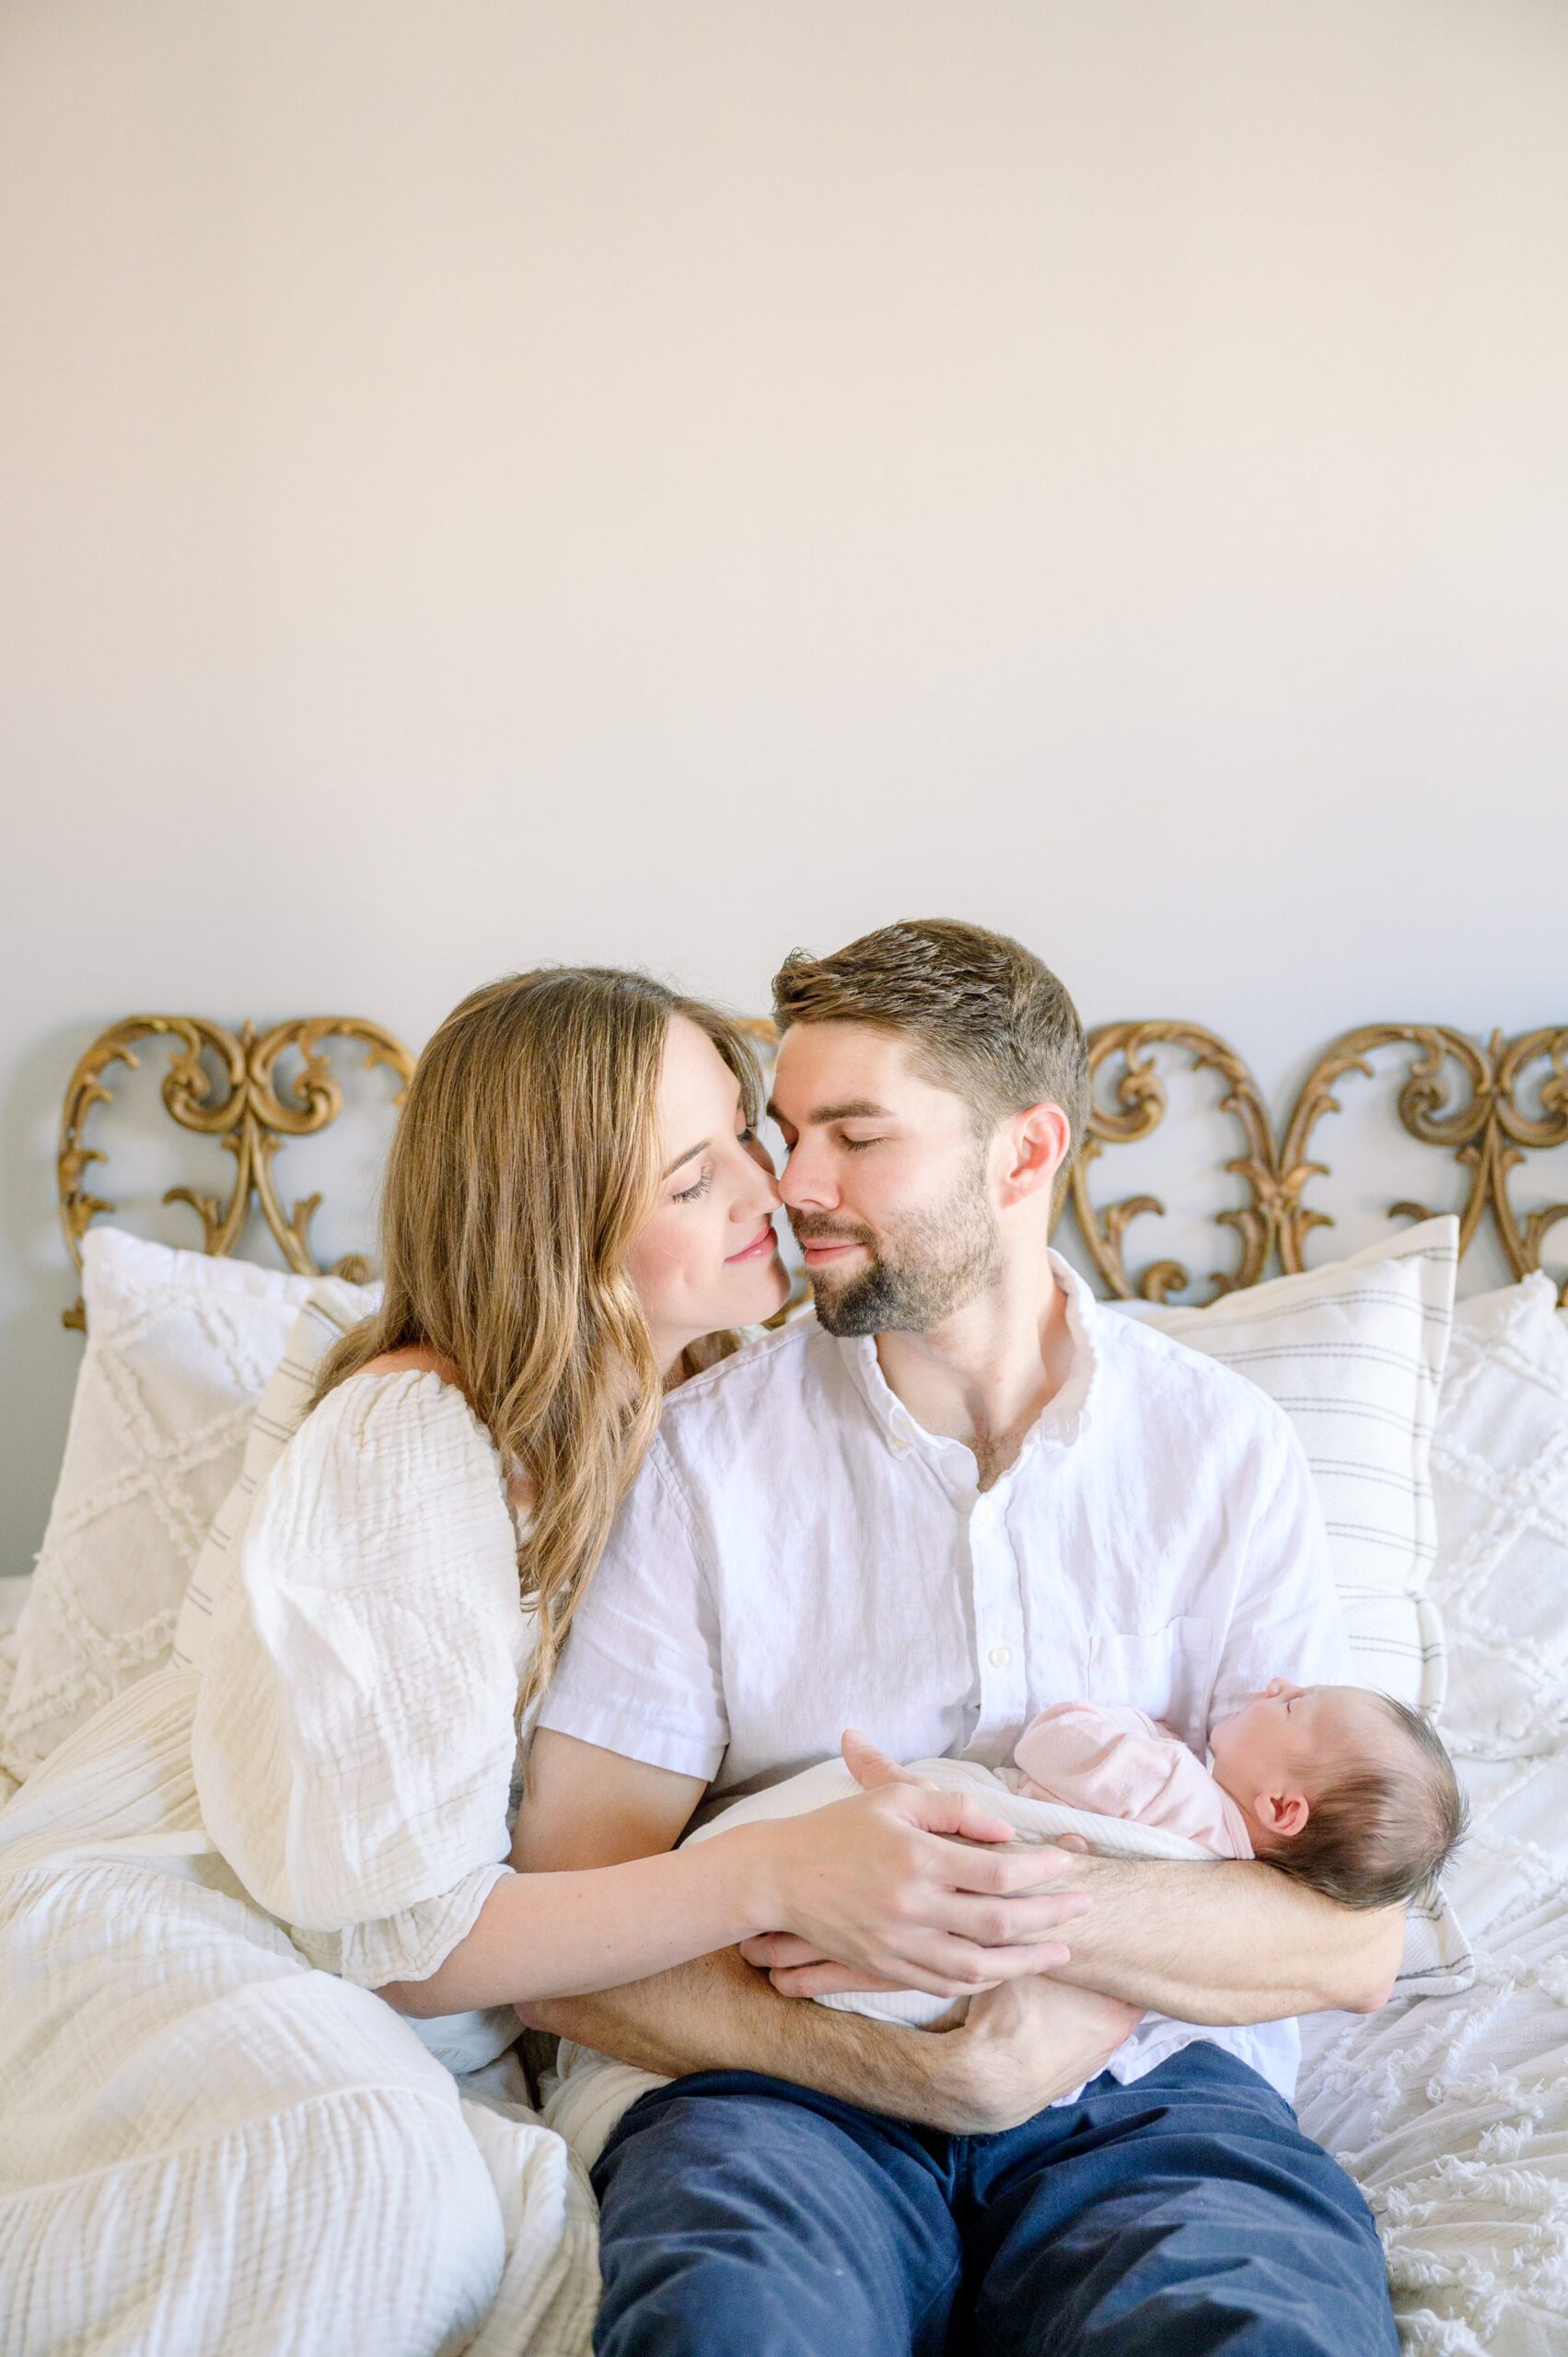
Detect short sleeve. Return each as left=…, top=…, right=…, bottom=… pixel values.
left=192, top=1372, right=528, bottom=1988
left=1209, top=1411, right=1351, bottom=1732
left=536, top=1438, right=727, bottom=1780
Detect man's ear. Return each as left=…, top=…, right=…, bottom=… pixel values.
left=998, top=1100, right=1071, bottom=1207
left=1256, top=1788, right=1311, bottom=1840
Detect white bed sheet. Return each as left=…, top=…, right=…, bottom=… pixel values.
left=1298, top=1746, right=1568, bottom=2355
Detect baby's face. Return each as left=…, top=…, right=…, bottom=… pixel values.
left=1210, top=1680, right=1391, bottom=1805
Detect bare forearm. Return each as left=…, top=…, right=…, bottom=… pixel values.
left=524, top=1946, right=965, bottom=2125
left=380, top=1832, right=780, bottom=2016
left=1052, top=1857, right=1403, bottom=2020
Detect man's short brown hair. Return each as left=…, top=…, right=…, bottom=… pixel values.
left=771, top=919, right=1089, bottom=1159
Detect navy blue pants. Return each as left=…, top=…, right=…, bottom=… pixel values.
left=590, top=2045, right=1398, bottom=2357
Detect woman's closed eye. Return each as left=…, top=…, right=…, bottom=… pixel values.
left=674, top=1169, right=713, bottom=1203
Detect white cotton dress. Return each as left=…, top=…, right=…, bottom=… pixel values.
left=0, top=1369, right=597, bottom=2357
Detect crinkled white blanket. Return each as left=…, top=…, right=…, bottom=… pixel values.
left=0, top=1669, right=597, bottom=2357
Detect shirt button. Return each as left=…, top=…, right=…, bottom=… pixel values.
left=989, top=1644, right=1011, bottom=1668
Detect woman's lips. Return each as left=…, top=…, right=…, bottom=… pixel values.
left=726, top=1224, right=779, bottom=1264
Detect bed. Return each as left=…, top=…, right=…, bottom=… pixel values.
left=4, top=1008, right=1567, bottom=2356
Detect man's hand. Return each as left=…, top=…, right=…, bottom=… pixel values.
left=918, top=1978, right=1143, bottom=2134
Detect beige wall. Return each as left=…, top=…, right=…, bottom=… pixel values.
left=4, top=0, right=1567, bottom=1570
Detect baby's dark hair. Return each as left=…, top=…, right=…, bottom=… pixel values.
left=1262, top=1697, right=1468, bottom=1910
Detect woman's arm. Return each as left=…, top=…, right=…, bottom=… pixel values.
left=378, top=1731, right=1089, bottom=2017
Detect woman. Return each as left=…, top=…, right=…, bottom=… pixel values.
left=0, top=968, right=1088, bottom=2357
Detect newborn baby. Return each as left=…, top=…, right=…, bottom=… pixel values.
left=703, top=1678, right=1465, bottom=2030
left=1011, top=1677, right=1466, bottom=1909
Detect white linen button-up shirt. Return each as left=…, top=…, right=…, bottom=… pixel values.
left=539, top=1251, right=1349, bottom=2101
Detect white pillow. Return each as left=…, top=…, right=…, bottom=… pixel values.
left=0, top=1231, right=377, bottom=1783
left=1131, top=1215, right=1458, bottom=1714
left=171, top=1276, right=377, bottom=1670
left=1425, top=1271, right=1568, bottom=1758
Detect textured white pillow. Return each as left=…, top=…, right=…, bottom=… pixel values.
left=1133, top=1216, right=1458, bottom=1713
left=1425, top=1272, right=1568, bottom=1759
left=0, top=1231, right=377, bottom=1782
left=171, top=1276, right=377, bottom=1671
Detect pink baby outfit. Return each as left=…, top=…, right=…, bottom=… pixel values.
left=1010, top=1701, right=1254, bottom=1859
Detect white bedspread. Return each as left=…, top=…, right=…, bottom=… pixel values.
left=0, top=1668, right=597, bottom=2357
left=1298, top=1746, right=1568, bottom=2357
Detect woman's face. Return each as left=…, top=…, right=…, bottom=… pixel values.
left=624, top=1015, right=788, bottom=1373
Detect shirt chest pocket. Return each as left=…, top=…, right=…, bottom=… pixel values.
left=1089, top=1617, right=1213, bottom=1746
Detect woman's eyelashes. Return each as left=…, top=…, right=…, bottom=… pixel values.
left=674, top=1168, right=713, bottom=1204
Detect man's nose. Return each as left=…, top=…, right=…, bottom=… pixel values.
left=778, top=1144, right=836, bottom=1212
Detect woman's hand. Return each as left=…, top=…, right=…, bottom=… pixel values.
left=737, top=1730, right=1090, bottom=2003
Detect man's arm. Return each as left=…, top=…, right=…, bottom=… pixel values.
left=522, top=1946, right=1140, bottom=2135
left=980, top=1852, right=1401, bottom=2017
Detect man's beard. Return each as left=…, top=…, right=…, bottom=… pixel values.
left=795, top=1155, right=1002, bottom=1336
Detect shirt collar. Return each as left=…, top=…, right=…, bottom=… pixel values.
left=838, top=1248, right=1103, bottom=1468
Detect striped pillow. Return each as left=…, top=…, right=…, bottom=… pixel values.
left=1133, top=1215, right=1458, bottom=1714
left=170, top=1277, right=377, bottom=1670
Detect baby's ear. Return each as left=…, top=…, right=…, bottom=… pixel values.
left=1258, top=1788, right=1310, bottom=1840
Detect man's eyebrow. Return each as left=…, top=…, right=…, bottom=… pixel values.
left=660, top=1139, right=708, bottom=1179
left=766, top=1098, right=894, bottom=1126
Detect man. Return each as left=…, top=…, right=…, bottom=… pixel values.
left=519, top=919, right=1403, bottom=2357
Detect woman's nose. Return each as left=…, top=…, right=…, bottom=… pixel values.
left=742, top=1131, right=779, bottom=1183
left=741, top=1153, right=783, bottom=1213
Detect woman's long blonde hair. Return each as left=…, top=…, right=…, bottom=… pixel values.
left=313, top=968, right=762, bottom=1718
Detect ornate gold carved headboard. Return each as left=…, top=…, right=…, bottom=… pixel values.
left=1074, top=1021, right=1568, bottom=1304
left=58, top=1016, right=415, bottom=1329
left=58, top=1013, right=1568, bottom=1329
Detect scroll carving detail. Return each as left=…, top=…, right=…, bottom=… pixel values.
left=1065, top=1024, right=1279, bottom=1304
left=1279, top=1026, right=1568, bottom=1298
left=58, top=1016, right=414, bottom=1329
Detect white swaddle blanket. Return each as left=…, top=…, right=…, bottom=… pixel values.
left=543, top=1755, right=1210, bottom=2170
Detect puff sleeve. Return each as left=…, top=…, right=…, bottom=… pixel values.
left=192, top=1371, right=531, bottom=1990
